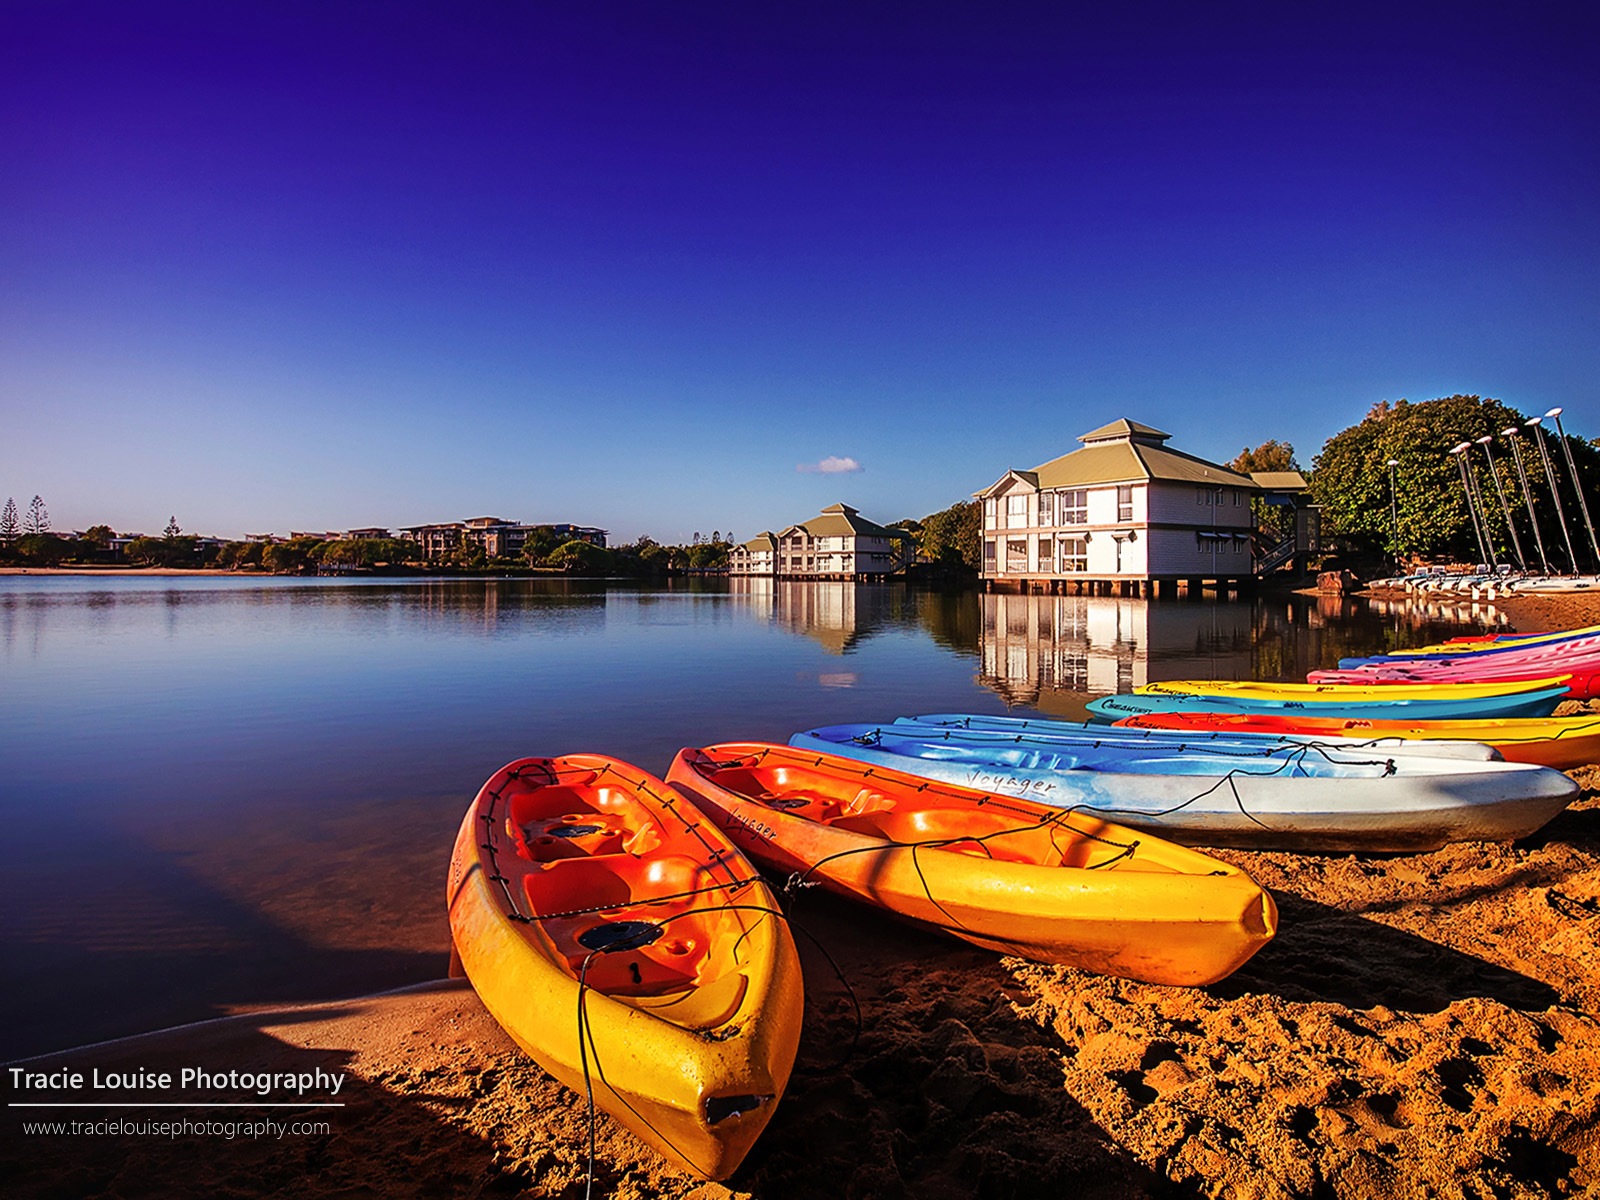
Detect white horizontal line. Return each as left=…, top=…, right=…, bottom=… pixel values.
left=7, top=1107, right=344, bottom=1113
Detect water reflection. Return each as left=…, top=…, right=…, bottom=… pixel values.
left=971, top=591, right=1502, bottom=715
left=0, top=575, right=1501, bottom=1058
left=727, top=578, right=919, bottom=654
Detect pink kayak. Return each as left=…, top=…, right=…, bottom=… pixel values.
left=1309, top=651, right=1600, bottom=700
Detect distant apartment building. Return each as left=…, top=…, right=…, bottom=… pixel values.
left=976, top=419, right=1257, bottom=595
left=731, top=532, right=779, bottom=575
left=729, top=503, right=911, bottom=579
left=397, top=518, right=607, bottom=560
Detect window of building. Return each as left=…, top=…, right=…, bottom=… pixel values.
left=1061, top=538, right=1088, bottom=571
left=1061, top=489, right=1087, bottom=524
left=1006, top=538, right=1028, bottom=572
left=983, top=538, right=996, bottom=568
left=1036, top=492, right=1054, bottom=526
left=983, top=497, right=997, bottom=529
left=1197, top=486, right=1207, bottom=504
left=1037, top=537, right=1053, bottom=571
left=1006, top=494, right=1029, bottom=528
left=1117, top=485, right=1133, bottom=522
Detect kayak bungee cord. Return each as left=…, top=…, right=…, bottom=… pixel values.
left=768, top=736, right=1402, bottom=830
left=570, top=895, right=864, bottom=1194
left=702, top=745, right=1150, bottom=858
left=845, top=723, right=1408, bottom=775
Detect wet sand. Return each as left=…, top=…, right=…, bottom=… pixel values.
left=3, top=594, right=1598, bottom=1198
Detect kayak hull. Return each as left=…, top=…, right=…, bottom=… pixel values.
left=789, top=726, right=1577, bottom=852
left=1308, top=656, right=1600, bottom=700
left=1110, top=712, right=1600, bottom=771
left=1339, top=625, right=1600, bottom=666
left=447, top=755, right=804, bottom=1180
left=1139, top=676, right=1571, bottom=701
left=1086, top=685, right=1570, bottom=722
left=900, top=712, right=1503, bottom=761
left=667, top=743, right=1276, bottom=986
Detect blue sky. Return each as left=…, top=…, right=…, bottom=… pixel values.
left=4, top=1, right=1596, bottom=543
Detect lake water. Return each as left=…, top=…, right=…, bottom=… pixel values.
left=0, top=575, right=1499, bottom=1058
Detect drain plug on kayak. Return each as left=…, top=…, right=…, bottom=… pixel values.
left=577, top=920, right=664, bottom=953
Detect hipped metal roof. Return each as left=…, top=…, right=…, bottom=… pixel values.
left=976, top=419, right=1257, bottom=497
left=782, top=503, right=907, bottom=540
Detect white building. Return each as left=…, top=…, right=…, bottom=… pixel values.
left=729, top=503, right=912, bottom=579
left=729, top=532, right=778, bottom=576
left=976, top=419, right=1257, bottom=595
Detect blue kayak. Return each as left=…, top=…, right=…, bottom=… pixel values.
left=788, top=723, right=1577, bottom=851
left=896, top=713, right=1499, bottom=761
left=1085, top=684, right=1569, bottom=723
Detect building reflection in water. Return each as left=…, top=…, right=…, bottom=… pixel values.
left=971, top=590, right=1506, bottom=718
left=726, top=577, right=914, bottom=655
left=979, top=592, right=1261, bottom=714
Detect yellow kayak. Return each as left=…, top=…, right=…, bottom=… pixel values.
left=1138, top=676, right=1571, bottom=701
left=447, top=755, right=804, bottom=1180
left=667, top=742, right=1276, bottom=986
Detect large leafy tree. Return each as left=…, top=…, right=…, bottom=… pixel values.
left=545, top=539, right=613, bottom=574
left=1230, top=440, right=1300, bottom=473
left=1310, top=395, right=1597, bottom=567
left=916, top=500, right=982, bottom=572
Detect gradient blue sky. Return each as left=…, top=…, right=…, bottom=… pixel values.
left=4, top=1, right=1597, bottom=542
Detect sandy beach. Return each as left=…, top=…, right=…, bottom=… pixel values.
left=4, top=591, right=1598, bottom=1198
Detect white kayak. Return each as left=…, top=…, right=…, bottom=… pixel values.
left=790, top=723, right=1579, bottom=852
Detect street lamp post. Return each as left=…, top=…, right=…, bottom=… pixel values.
left=1502, top=424, right=1552, bottom=574
left=1474, top=435, right=1525, bottom=571
left=1449, top=442, right=1493, bottom=567
left=1385, top=458, right=1401, bottom=573
left=1547, top=407, right=1600, bottom=571
left=1527, top=415, right=1578, bottom=574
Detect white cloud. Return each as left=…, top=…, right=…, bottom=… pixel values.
left=797, top=455, right=863, bottom=475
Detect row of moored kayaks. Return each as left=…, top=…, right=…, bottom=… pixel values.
left=445, top=623, right=1597, bottom=1180
left=1368, top=568, right=1600, bottom=597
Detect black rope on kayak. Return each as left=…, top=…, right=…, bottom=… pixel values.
left=530, top=877, right=766, bottom=923
left=571, top=898, right=804, bottom=1196
left=700, top=747, right=1151, bottom=859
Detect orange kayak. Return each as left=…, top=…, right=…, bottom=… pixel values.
left=1112, top=711, right=1600, bottom=770
left=666, top=743, right=1276, bottom=986
left=447, top=755, right=803, bottom=1180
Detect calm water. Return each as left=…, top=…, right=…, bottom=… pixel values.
left=0, top=575, right=1499, bottom=1058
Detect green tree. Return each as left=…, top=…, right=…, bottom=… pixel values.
left=1230, top=439, right=1299, bottom=474
left=15, top=533, right=67, bottom=565
left=687, top=540, right=728, bottom=570
left=125, top=536, right=165, bottom=565
left=261, top=537, right=322, bottom=574
left=1, top=498, right=19, bottom=541
left=544, top=539, right=614, bottom=574
left=24, top=495, right=49, bottom=535
left=1308, top=395, right=1567, bottom=565
left=520, top=525, right=564, bottom=566
left=917, top=500, right=982, bottom=572
left=80, top=524, right=116, bottom=548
